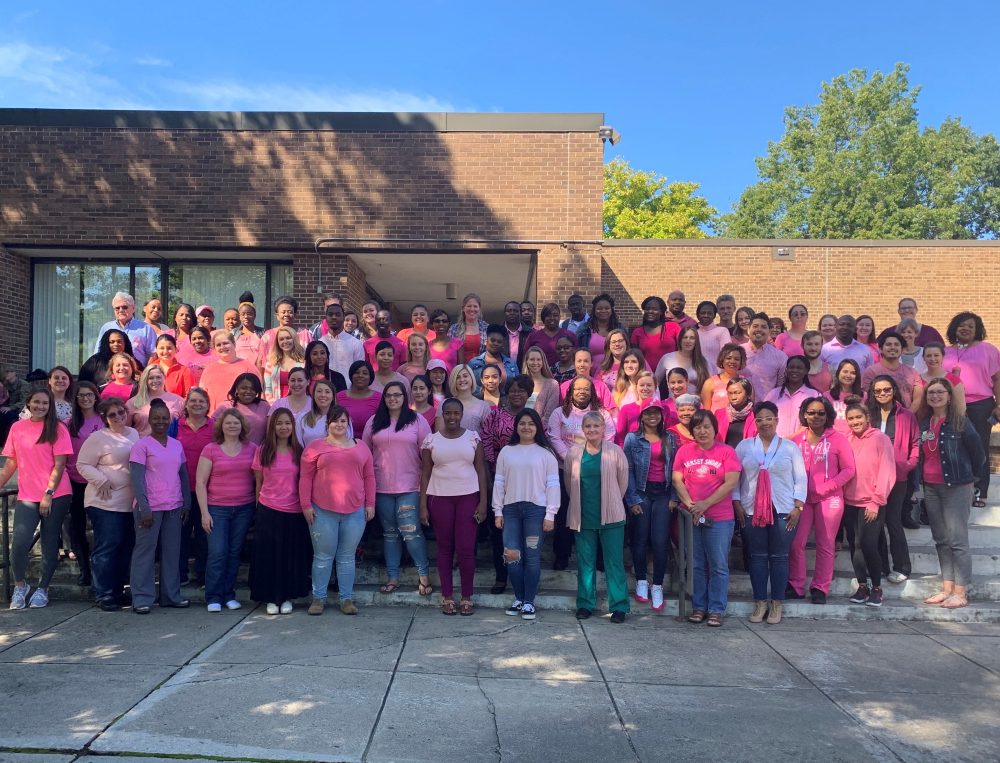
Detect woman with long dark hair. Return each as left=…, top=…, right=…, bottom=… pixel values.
left=79, top=330, right=137, bottom=385
left=66, top=380, right=102, bottom=585
left=825, top=359, right=864, bottom=434
left=630, top=296, right=680, bottom=372
left=576, top=293, right=622, bottom=370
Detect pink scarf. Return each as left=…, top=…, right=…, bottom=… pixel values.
left=752, top=437, right=779, bottom=527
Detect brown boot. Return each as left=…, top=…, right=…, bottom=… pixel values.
left=766, top=600, right=783, bottom=625
left=308, top=598, right=325, bottom=616
left=749, top=600, right=769, bottom=623
left=340, top=599, right=359, bottom=615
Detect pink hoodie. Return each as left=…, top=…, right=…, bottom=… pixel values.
left=792, top=429, right=855, bottom=503
left=845, top=426, right=896, bottom=513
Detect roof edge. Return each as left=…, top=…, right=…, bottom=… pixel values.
left=603, top=238, right=1000, bottom=248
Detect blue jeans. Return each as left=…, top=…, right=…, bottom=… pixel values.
left=692, top=519, right=734, bottom=614
left=87, top=507, right=135, bottom=602
left=629, top=482, right=672, bottom=585
left=501, top=501, right=546, bottom=605
left=205, top=502, right=255, bottom=605
left=310, top=505, right=366, bottom=600
left=375, top=492, right=429, bottom=578
left=747, top=514, right=794, bottom=601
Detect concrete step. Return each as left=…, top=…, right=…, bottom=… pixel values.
left=803, top=546, right=1000, bottom=577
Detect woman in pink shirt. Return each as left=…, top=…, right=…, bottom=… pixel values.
left=764, top=356, right=817, bottom=439
left=66, top=381, right=103, bottom=586
left=733, top=306, right=755, bottom=345
left=250, top=408, right=310, bottom=615
left=843, top=403, right=897, bottom=607
left=818, top=314, right=837, bottom=344
left=943, top=312, right=1000, bottom=506
left=429, top=310, right=463, bottom=371
left=521, top=347, right=560, bottom=424
left=612, top=349, right=647, bottom=410
left=196, top=408, right=258, bottom=612
left=855, top=315, right=881, bottom=363
left=410, top=374, right=437, bottom=431
left=215, top=373, right=271, bottom=445
left=773, top=304, right=807, bottom=356
left=701, top=343, right=747, bottom=413
left=371, top=341, right=411, bottom=393
left=575, top=293, right=622, bottom=370
left=299, top=405, right=376, bottom=616
left=398, top=332, right=430, bottom=382
left=337, top=360, right=381, bottom=437
left=269, top=367, right=312, bottom=423
left=199, top=331, right=262, bottom=417
left=76, top=396, right=140, bottom=611
left=100, top=352, right=138, bottom=402
left=1, top=389, right=73, bottom=610
left=630, top=296, right=680, bottom=372
left=441, top=365, right=492, bottom=432
left=363, top=381, right=433, bottom=597
left=176, top=326, right=214, bottom=384
left=175, top=388, right=213, bottom=586
left=655, top=326, right=713, bottom=396
left=802, top=331, right=832, bottom=392
left=263, top=326, right=305, bottom=403
left=824, top=359, right=864, bottom=434
left=128, top=399, right=191, bottom=614
left=715, top=377, right=758, bottom=447
left=127, top=365, right=184, bottom=437
left=420, top=398, right=488, bottom=616
left=789, top=396, right=856, bottom=603
left=672, top=409, right=742, bottom=627
left=599, top=329, right=631, bottom=389
left=919, top=342, right=965, bottom=417
left=615, top=371, right=658, bottom=446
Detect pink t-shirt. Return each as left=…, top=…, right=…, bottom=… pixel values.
left=298, top=439, right=376, bottom=514
left=68, top=416, right=105, bottom=483
left=2, top=420, right=73, bottom=502
left=200, top=441, right=258, bottom=507
left=921, top=418, right=945, bottom=485
left=364, top=335, right=407, bottom=371
left=216, top=400, right=271, bottom=445
left=176, top=417, right=215, bottom=487
left=428, top=339, right=463, bottom=371
left=421, top=429, right=482, bottom=497
left=647, top=438, right=666, bottom=482
left=774, top=332, right=804, bottom=357
left=362, top=414, right=432, bottom=494
left=251, top=448, right=300, bottom=512
left=129, top=436, right=186, bottom=512
left=630, top=323, right=681, bottom=372
left=674, top=441, right=741, bottom=521
left=200, top=359, right=263, bottom=416
left=100, top=381, right=136, bottom=402
left=337, top=391, right=381, bottom=436
left=944, top=342, right=1000, bottom=403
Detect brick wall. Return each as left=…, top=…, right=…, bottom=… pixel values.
left=601, top=242, right=1000, bottom=334
left=0, top=245, right=31, bottom=373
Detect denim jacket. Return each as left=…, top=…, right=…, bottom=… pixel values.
left=468, top=352, right=520, bottom=393
left=623, top=430, right=679, bottom=507
left=919, top=416, right=986, bottom=487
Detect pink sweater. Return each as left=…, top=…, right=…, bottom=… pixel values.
left=791, top=429, right=856, bottom=504
left=362, top=414, right=432, bottom=494
left=299, top=439, right=376, bottom=514
left=844, top=427, right=896, bottom=512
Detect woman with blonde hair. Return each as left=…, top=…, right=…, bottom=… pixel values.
left=521, top=346, right=561, bottom=423
left=447, top=293, right=490, bottom=365
left=439, top=364, right=492, bottom=432
left=599, top=328, right=631, bottom=389
left=264, top=325, right=306, bottom=403
left=612, top=348, right=648, bottom=409
left=127, top=365, right=184, bottom=436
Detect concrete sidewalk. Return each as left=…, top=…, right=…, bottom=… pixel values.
left=1, top=603, right=998, bottom=763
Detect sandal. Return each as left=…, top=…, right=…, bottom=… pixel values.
left=706, top=613, right=724, bottom=627
left=973, top=499, right=987, bottom=509
left=379, top=581, right=401, bottom=594
left=941, top=594, right=968, bottom=609
left=924, top=591, right=949, bottom=605
left=417, top=577, right=434, bottom=597
left=441, top=599, right=457, bottom=616
left=687, top=610, right=706, bottom=624
left=459, top=599, right=475, bottom=616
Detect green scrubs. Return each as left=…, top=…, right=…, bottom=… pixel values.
left=575, top=448, right=629, bottom=614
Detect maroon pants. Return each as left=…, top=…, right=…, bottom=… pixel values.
left=429, top=492, right=479, bottom=599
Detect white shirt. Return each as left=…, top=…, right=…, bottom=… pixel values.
left=319, top=330, right=365, bottom=379
left=734, top=437, right=808, bottom=515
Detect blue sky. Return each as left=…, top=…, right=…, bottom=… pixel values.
left=2, top=2, right=997, bottom=214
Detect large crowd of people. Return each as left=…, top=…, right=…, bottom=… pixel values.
left=1, top=289, right=993, bottom=626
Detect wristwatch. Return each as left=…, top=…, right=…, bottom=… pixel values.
left=44, top=489, right=55, bottom=497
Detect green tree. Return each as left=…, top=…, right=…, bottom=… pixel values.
left=718, top=63, right=1000, bottom=239
left=603, top=158, right=717, bottom=238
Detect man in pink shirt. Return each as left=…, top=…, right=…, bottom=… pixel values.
left=363, top=310, right=406, bottom=371
left=695, top=301, right=731, bottom=367
left=860, top=332, right=924, bottom=408
left=821, top=315, right=874, bottom=374
left=744, top=313, right=787, bottom=399
left=559, top=349, right=615, bottom=411
left=666, top=291, right=698, bottom=330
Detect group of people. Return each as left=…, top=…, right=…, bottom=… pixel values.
left=1, top=288, right=992, bottom=626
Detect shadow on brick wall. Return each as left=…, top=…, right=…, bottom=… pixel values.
left=601, top=255, right=641, bottom=329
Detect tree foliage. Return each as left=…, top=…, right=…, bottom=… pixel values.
left=603, top=158, right=717, bottom=239
left=718, top=63, right=1000, bottom=239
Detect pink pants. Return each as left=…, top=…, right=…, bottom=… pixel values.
left=428, top=492, right=479, bottom=599
left=788, top=494, right=844, bottom=595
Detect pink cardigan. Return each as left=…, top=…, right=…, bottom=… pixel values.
left=564, top=442, right=629, bottom=531
left=845, top=427, right=896, bottom=512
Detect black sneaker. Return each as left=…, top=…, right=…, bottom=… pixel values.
left=610, top=611, right=626, bottom=624
left=575, top=607, right=592, bottom=620
left=785, top=583, right=804, bottom=600
left=849, top=584, right=870, bottom=604
left=97, top=598, right=120, bottom=612
left=866, top=587, right=883, bottom=607
left=809, top=588, right=827, bottom=605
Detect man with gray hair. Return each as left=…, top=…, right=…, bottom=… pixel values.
left=93, top=291, right=157, bottom=366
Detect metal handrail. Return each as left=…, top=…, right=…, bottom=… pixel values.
left=1, top=486, right=15, bottom=602
left=674, top=507, right=695, bottom=620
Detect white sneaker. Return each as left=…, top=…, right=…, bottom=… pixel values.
left=28, top=588, right=49, bottom=608
left=505, top=599, right=524, bottom=616
left=225, top=599, right=242, bottom=610
left=887, top=571, right=908, bottom=584
left=10, top=583, right=29, bottom=610
left=521, top=603, right=537, bottom=620
left=650, top=585, right=665, bottom=612
left=206, top=602, right=222, bottom=613
left=279, top=601, right=294, bottom=614
left=634, top=580, right=649, bottom=603
left=265, top=603, right=279, bottom=615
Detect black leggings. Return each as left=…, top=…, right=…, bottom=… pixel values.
left=68, top=480, right=92, bottom=575
left=845, top=504, right=886, bottom=589
left=965, top=397, right=995, bottom=500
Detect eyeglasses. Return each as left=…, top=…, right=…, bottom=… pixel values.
left=106, top=410, right=126, bottom=419
left=873, top=388, right=894, bottom=396
left=384, top=393, right=404, bottom=400
left=76, top=393, right=96, bottom=400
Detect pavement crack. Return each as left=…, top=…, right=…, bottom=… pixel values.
left=577, top=621, right=641, bottom=762
left=475, top=669, right=503, bottom=763
left=409, top=623, right=523, bottom=642
left=362, top=608, right=417, bottom=762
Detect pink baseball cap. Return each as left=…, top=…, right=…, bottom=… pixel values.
left=196, top=305, right=215, bottom=317
left=426, top=359, right=448, bottom=372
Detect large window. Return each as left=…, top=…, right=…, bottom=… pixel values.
left=32, top=259, right=291, bottom=372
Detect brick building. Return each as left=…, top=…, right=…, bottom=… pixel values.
left=1, top=108, right=998, bottom=377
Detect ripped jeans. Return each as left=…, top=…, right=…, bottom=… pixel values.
left=375, top=491, right=429, bottom=579
left=501, top=501, right=546, bottom=606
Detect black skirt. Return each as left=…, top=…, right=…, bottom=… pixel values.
left=250, top=503, right=312, bottom=604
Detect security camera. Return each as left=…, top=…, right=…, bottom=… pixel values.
left=598, top=125, right=621, bottom=145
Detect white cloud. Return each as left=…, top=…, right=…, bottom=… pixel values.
left=160, top=79, right=458, bottom=112
left=0, top=40, right=462, bottom=113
